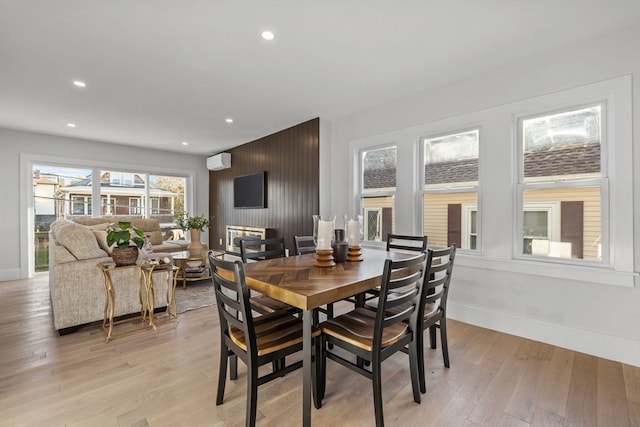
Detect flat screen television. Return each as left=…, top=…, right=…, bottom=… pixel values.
left=233, top=171, right=266, bottom=208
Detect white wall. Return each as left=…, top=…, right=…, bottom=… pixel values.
left=327, top=23, right=640, bottom=366
left=0, top=128, right=210, bottom=281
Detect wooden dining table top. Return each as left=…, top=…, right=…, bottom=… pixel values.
left=237, top=247, right=418, bottom=311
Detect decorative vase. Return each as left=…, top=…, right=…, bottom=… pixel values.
left=188, top=229, right=204, bottom=252
left=111, top=246, right=139, bottom=266
left=332, top=229, right=349, bottom=263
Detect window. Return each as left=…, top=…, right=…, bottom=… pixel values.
left=150, top=197, right=160, bottom=215
left=360, top=146, right=396, bottom=242
left=110, top=172, right=134, bottom=186
left=148, top=174, right=185, bottom=221
left=129, top=197, right=142, bottom=215
left=71, top=196, right=91, bottom=215
left=517, top=105, right=604, bottom=261
left=422, top=129, right=479, bottom=251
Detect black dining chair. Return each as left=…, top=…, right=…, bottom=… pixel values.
left=415, top=245, right=456, bottom=392
left=318, top=251, right=432, bottom=427
left=239, top=237, right=300, bottom=315
left=355, top=233, right=429, bottom=306
left=293, top=235, right=334, bottom=322
left=208, top=253, right=320, bottom=427
left=293, top=235, right=316, bottom=255
left=365, top=245, right=456, bottom=394
left=386, top=233, right=429, bottom=252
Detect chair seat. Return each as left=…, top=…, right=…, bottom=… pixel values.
left=366, top=297, right=442, bottom=321
left=321, top=308, right=409, bottom=352
left=250, top=294, right=299, bottom=314
left=230, top=310, right=320, bottom=356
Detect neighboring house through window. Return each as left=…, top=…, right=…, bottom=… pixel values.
left=422, top=128, right=480, bottom=251
left=517, top=105, right=604, bottom=261
left=360, top=145, right=396, bottom=242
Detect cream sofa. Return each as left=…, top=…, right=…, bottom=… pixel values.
left=49, top=217, right=189, bottom=333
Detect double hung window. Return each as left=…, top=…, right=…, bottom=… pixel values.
left=360, top=146, right=396, bottom=242
left=517, top=105, right=605, bottom=262
left=421, top=129, right=480, bottom=251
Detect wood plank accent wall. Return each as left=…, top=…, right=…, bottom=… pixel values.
left=208, top=118, right=319, bottom=252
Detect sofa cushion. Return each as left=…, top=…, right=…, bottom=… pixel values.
left=147, top=230, right=164, bottom=245
left=55, top=222, right=108, bottom=260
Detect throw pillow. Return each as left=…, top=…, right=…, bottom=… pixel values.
left=92, top=230, right=112, bottom=255
left=147, top=230, right=163, bottom=245
left=56, top=223, right=108, bottom=260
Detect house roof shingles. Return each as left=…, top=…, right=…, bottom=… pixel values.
left=364, top=142, right=601, bottom=189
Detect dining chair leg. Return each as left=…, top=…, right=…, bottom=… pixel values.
left=216, top=347, right=229, bottom=405
left=417, top=330, right=426, bottom=394
left=429, top=324, right=437, bottom=349
left=408, top=340, right=421, bottom=404
left=313, top=335, right=322, bottom=409
left=441, top=318, right=450, bottom=368
left=319, top=337, right=327, bottom=402
left=247, top=363, right=259, bottom=427
left=230, top=353, right=238, bottom=380
left=372, top=359, right=384, bottom=427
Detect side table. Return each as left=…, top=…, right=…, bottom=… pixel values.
left=142, top=263, right=180, bottom=327
left=98, top=261, right=178, bottom=342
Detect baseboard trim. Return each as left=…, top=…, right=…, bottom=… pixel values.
left=448, top=302, right=640, bottom=367
left=0, top=268, right=22, bottom=282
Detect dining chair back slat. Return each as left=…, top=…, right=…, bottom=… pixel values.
left=386, top=233, right=428, bottom=252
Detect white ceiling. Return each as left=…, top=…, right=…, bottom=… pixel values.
left=2, top=1, right=640, bottom=156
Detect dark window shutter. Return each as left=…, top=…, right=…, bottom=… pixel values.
left=561, top=201, right=584, bottom=259
left=381, top=207, right=393, bottom=240
left=448, top=204, right=462, bottom=248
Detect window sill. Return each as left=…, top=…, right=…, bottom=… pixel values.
left=456, top=253, right=637, bottom=288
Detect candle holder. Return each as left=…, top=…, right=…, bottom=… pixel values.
left=347, top=246, right=363, bottom=262
left=345, top=214, right=364, bottom=262
left=315, top=249, right=336, bottom=267
left=313, top=214, right=336, bottom=267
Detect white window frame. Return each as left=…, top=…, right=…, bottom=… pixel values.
left=358, top=144, right=397, bottom=244
left=420, top=127, right=481, bottom=253
left=150, top=197, right=160, bottom=215
left=515, top=102, right=608, bottom=266
left=71, top=195, right=91, bottom=215
left=129, top=197, right=142, bottom=215
left=462, top=203, right=477, bottom=250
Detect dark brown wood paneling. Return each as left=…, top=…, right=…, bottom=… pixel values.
left=209, top=118, right=320, bottom=253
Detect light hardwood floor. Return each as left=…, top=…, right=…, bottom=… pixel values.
left=1, top=274, right=639, bottom=427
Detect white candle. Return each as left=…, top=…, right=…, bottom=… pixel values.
left=347, top=219, right=360, bottom=246
left=317, top=220, right=333, bottom=250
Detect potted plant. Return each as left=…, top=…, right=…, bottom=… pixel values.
left=106, top=221, right=145, bottom=265
left=175, top=212, right=211, bottom=251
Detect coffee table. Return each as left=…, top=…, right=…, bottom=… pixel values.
left=172, top=247, right=224, bottom=288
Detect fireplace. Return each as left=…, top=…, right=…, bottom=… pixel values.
left=225, top=225, right=274, bottom=255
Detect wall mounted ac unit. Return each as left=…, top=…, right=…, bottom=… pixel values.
left=207, top=153, right=231, bottom=171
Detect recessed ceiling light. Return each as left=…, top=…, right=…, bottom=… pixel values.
left=261, top=30, right=275, bottom=41
left=181, top=141, right=188, bottom=146
left=225, top=118, right=233, bottom=124
left=66, top=123, right=76, bottom=128
left=73, top=80, right=86, bottom=88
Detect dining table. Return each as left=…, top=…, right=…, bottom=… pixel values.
left=238, top=247, right=417, bottom=427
